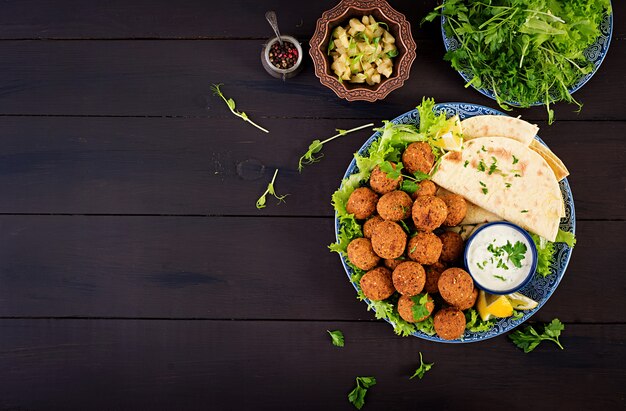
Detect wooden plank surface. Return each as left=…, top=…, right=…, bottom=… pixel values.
left=0, top=117, right=622, bottom=219
left=0, top=0, right=623, bottom=40
left=0, top=217, right=622, bottom=322
left=0, top=40, right=623, bottom=120
left=0, top=320, right=623, bottom=410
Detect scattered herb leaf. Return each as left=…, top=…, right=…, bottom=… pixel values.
left=348, top=376, right=377, bottom=410
left=327, top=330, right=345, bottom=347
left=409, top=352, right=434, bottom=380
left=256, top=169, right=288, bottom=209
left=509, top=318, right=565, bottom=353
left=211, top=83, right=269, bottom=133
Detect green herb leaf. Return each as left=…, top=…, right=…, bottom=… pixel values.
left=512, top=155, right=519, bottom=164
left=465, top=309, right=496, bottom=332
left=409, top=352, right=434, bottom=380
left=400, top=180, right=419, bottom=194
left=256, top=169, right=289, bottom=209
left=348, top=376, right=377, bottom=409
left=327, top=330, right=345, bottom=347
left=298, top=123, right=373, bottom=172
left=410, top=293, right=430, bottom=320
left=380, top=161, right=403, bottom=180
left=386, top=49, right=399, bottom=58
left=509, top=318, right=565, bottom=353
left=211, top=83, right=269, bottom=133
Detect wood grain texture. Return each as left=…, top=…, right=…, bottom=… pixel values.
left=0, top=319, right=623, bottom=410
left=0, top=39, right=623, bottom=120
left=0, top=117, right=622, bottom=219
left=0, top=217, right=622, bottom=322
left=0, top=0, right=622, bottom=40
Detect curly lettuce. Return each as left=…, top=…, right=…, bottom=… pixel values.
left=532, top=229, right=576, bottom=277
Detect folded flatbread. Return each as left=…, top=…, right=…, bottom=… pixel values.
left=432, top=137, right=562, bottom=241
left=461, top=115, right=538, bottom=146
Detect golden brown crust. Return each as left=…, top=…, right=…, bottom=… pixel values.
left=347, top=238, right=380, bottom=271
left=439, top=193, right=467, bottom=226
left=392, top=261, right=426, bottom=296
left=407, top=232, right=442, bottom=265
left=359, top=267, right=395, bottom=301
left=412, top=195, right=448, bottom=232
left=377, top=190, right=413, bottom=221
left=411, top=180, right=438, bottom=199
left=438, top=231, right=465, bottom=263
left=402, top=142, right=435, bottom=174
left=371, top=220, right=407, bottom=259
left=438, top=268, right=475, bottom=308
left=424, top=261, right=447, bottom=294
left=346, top=187, right=379, bottom=219
left=434, top=307, right=466, bottom=340
left=369, top=164, right=402, bottom=194
left=398, top=294, right=434, bottom=323
left=363, top=215, right=384, bottom=239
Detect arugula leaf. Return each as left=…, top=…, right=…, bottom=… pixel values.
left=348, top=376, right=377, bottom=409
left=327, top=330, right=345, bottom=347
left=409, top=352, right=434, bottom=380
left=509, top=318, right=565, bottom=353
left=211, top=83, right=269, bottom=133
left=256, top=169, right=288, bottom=209
left=298, top=123, right=374, bottom=172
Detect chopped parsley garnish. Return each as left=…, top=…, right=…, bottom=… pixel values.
left=512, top=155, right=519, bottom=164
left=514, top=173, right=521, bottom=178
left=477, top=159, right=486, bottom=172
left=521, top=210, right=529, bottom=213
left=487, top=156, right=498, bottom=175
left=481, top=145, right=487, bottom=152
left=380, top=161, right=403, bottom=179
left=410, top=245, right=417, bottom=253
left=410, top=293, right=430, bottom=320
left=463, top=160, right=469, bottom=168
left=486, top=240, right=527, bottom=269
left=505, top=182, right=512, bottom=188
left=493, top=275, right=507, bottom=281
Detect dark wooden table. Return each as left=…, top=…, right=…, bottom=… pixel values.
left=0, top=1, right=623, bottom=410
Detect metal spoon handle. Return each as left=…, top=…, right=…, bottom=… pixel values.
left=265, top=11, right=283, bottom=45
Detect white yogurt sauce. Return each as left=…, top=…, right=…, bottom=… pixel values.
left=467, top=224, right=533, bottom=292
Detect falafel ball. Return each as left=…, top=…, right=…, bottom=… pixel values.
left=438, top=268, right=475, bottom=308
left=363, top=215, right=384, bottom=239
left=457, top=286, right=478, bottom=310
left=411, top=180, right=438, bottom=200
left=377, top=190, right=413, bottom=221
left=398, top=294, right=435, bottom=323
left=347, top=237, right=380, bottom=271
left=434, top=307, right=466, bottom=340
left=371, top=220, right=407, bottom=259
left=392, top=261, right=426, bottom=296
left=359, top=267, right=395, bottom=301
left=439, top=193, right=467, bottom=226
left=407, top=232, right=442, bottom=265
left=384, top=258, right=404, bottom=270
left=412, top=195, right=448, bottom=232
left=424, top=261, right=447, bottom=294
left=369, top=163, right=402, bottom=194
left=438, top=231, right=465, bottom=263
left=402, top=142, right=435, bottom=175
left=346, top=187, right=379, bottom=219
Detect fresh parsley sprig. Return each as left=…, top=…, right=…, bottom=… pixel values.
left=327, top=330, right=344, bottom=347
left=211, top=83, right=269, bottom=133
left=410, top=293, right=430, bottom=321
left=509, top=318, right=565, bottom=353
left=409, top=352, right=434, bottom=380
left=298, top=123, right=374, bottom=172
left=348, top=376, right=376, bottom=410
left=256, top=169, right=288, bottom=209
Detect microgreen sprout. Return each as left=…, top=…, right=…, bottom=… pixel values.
left=211, top=83, right=269, bottom=133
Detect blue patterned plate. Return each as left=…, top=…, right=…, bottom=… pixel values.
left=441, top=5, right=613, bottom=106
left=335, top=103, right=575, bottom=343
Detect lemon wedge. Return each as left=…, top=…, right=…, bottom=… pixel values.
left=506, top=292, right=538, bottom=310
left=476, top=290, right=514, bottom=321
left=433, top=115, right=463, bottom=151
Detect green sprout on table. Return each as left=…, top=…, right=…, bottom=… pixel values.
left=298, top=123, right=374, bottom=171
left=211, top=83, right=269, bottom=133
left=409, top=352, right=434, bottom=380
left=256, top=169, right=288, bottom=209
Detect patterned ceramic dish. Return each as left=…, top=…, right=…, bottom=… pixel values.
left=334, top=102, right=576, bottom=343
left=441, top=6, right=613, bottom=105
left=309, top=0, right=416, bottom=102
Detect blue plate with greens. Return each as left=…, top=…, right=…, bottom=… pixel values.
left=333, top=102, right=575, bottom=343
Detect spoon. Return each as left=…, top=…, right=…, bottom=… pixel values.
left=265, top=11, right=283, bottom=45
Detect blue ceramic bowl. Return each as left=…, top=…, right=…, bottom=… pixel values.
left=334, top=102, right=576, bottom=343
left=463, top=221, right=538, bottom=295
left=440, top=5, right=613, bottom=106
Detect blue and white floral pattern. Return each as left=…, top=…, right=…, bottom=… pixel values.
left=441, top=8, right=613, bottom=105
left=335, top=103, right=576, bottom=343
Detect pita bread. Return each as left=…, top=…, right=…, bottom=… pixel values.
left=431, top=137, right=562, bottom=241
left=529, top=140, right=570, bottom=181
left=461, top=115, right=538, bottom=146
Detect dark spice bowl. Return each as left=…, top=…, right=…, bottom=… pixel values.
left=309, top=0, right=416, bottom=102
left=261, top=35, right=303, bottom=80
